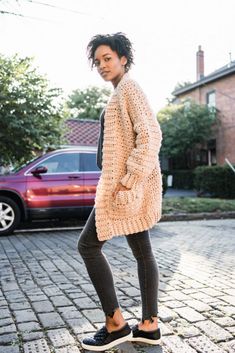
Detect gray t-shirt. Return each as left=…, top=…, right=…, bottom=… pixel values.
left=96, top=109, right=105, bottom=170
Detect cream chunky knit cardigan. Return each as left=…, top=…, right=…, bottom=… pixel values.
left=95, top=73, right=162, bottom=241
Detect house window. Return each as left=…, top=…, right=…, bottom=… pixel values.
left=206, top=91, right=216, bottom=109
left=80, top=153, right=100, bottom=172
left=207, top=139, right=217, bottom=166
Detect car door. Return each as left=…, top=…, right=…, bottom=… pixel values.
left=79, top=152, right=101, bottom=207
left=25, top=152, right=84, bottom=216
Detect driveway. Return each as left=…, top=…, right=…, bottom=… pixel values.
left=0, top=219, right=234, bottom=353
left=164, top=188, right=197, bottom=198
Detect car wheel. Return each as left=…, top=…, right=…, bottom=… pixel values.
left=0, top=197, right=21, bottom=236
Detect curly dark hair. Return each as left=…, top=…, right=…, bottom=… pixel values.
left=87, top=32, right=134, bottom=72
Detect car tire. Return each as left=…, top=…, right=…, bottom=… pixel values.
left=0, top=196, right=21, bottom=236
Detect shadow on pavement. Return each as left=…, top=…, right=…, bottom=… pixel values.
left=84, top=342, right=163, bottom=352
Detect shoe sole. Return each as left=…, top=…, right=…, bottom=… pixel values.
left=129, top=337, right=162, bottom=345
left=82, top=332, right=133, bottom=351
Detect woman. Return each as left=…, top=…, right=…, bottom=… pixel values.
left=78, top=32, right=162, bottom=351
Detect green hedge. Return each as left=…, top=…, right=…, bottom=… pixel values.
left=194, top=165, right=235, bottom=199
left=162, top=170, right=194, bottom=189
left=162, top=173, right=168, bottom=196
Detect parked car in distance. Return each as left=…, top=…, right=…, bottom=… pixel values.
left=0, top=147, right=101, bottom=235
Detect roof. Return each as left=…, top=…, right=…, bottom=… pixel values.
left=173, top=60, right=235, bottom=96
left=64, top=118, right=100, bottom=147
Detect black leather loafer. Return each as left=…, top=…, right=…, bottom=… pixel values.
left=81, top=322, right=132, bottom=351
left=129, top=324, right=161, bottom=345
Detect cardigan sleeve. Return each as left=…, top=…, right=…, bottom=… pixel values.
left=119, top=79, right=162, bottom=189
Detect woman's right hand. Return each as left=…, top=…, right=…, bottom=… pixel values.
left=112, top=182, right=131, bottom=198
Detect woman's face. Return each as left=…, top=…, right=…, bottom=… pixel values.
left=94, top=45, right=127, bottom=87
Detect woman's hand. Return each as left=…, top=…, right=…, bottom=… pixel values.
left=112, top=182, right=131, bottom=198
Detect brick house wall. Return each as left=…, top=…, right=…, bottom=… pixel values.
left=176, top=74, right=235, bottom=165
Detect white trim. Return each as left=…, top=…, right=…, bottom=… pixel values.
left=82, top=332, right=132, bottom=352
left=130, top=337, right=161, bottom=345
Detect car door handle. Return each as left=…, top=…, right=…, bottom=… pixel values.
left=68, top=175, right=80, bottom=179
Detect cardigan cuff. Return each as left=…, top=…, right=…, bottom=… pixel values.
left=120, top=172, right=139, bottom=189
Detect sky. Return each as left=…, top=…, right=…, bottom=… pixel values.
left=1, top=0, right=235, bottom=113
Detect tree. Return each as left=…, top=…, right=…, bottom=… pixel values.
left=166, top=82, right=193, bottom=105
left=174, top=81, right=192, bottom=91
left=67, top=86, right=111, bottom=120
left=0, top=1, right=22, bottom=17
left=0, top=54, right=65, bottom=166
left=157, top=100, right=217, bottom=164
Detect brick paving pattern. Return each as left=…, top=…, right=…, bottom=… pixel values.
left=0, top=219, right=234, bottom=353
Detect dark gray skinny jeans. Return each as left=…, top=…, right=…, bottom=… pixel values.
left=77, top=206, right=159, bottom=322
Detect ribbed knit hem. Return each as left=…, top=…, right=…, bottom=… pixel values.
left=96, top=210, right=162, bottom=241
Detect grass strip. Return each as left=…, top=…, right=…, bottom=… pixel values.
left=162, top=197, right=235, bottom=214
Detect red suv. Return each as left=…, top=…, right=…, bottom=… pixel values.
left=0, top=147, right=101, bottom=235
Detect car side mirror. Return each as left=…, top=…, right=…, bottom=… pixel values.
left=31, top=166, right=48, bottom=175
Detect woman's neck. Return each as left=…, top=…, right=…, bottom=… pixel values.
left=111, top=71, right=126, bottom=88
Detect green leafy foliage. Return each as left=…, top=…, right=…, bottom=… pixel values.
left=173, top=81, right=192, bottom=91
left=194, top=165, right=235, bottom=199
left=162, top=170, right=194, bottom=189
left=161, top=173, right=168, bottom=195
left=67, top=86, right=111, bottom=120
left=0, top=54, right=66, bottom=165
left=158, top=101, right=217, bottom=158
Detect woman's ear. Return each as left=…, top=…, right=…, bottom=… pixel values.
left=121, top=56, right=127, bottom=66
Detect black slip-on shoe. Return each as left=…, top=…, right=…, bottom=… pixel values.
left=81, top=323, right=132, bottom=351
left=129, top=324, right=161, bottom=345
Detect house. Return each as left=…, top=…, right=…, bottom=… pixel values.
left=172, top=46, right=235, bottom=166
left=64, top=118, right=100, bottom=147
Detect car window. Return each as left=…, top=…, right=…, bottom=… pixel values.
left=80, top=153, right=100, bottom=172
left=11, top=155, right=42, bottom=173
left=36, top=153, right=80, bottom=173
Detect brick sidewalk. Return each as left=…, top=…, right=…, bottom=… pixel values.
left=0, top=219, right=235, bottom=353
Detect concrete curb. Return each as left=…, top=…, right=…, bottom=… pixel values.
left=160, top=211, right=235, bottom=222
left=16, top=211, right=235, bottom=234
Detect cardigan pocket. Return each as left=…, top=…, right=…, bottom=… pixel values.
left=110, top=183, right=144, bottom=215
